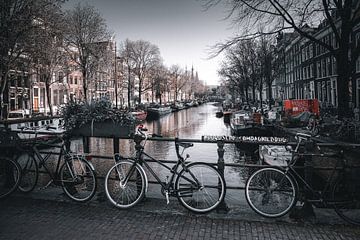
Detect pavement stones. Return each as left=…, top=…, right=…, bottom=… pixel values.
left=0, top=187, right=360, bottom=240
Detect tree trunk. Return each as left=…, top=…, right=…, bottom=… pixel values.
left=244, top=83, right=249, bottom=103
left=259, top=86, right=263, bottom=113
left=138, top=77, right=142, bottom=105
left=127, top=65, right=131, bottom=109
left=267, top=78, right=273, bottom=108
left=336, top=20, right=352, bottom=118
left=252, top=82, right=256, bottom=103
left=45, top=77, right=53, bottom=116
left=336, top=55, right=351, bottom=118
left=82, top=68, right=87, bottom=101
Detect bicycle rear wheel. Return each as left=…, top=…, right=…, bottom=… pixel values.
left=333, top=179, right=360, bottom=225
left=60, top=155, right=97, bottom=202
left=16, top=153, right=38, bottom=193
left=105, top=160, right=146, bottom=209
left=0, top=157, right=21, bottom=199
left=245, top=168, right=297, bottom=218
left=175, top=162, right=226, bottom=213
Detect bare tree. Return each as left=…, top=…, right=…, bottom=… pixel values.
left=148, top=63, right=167, bottom=104
left=170, top=65, right=188, bottom=102
left=258, top=35, right=277, bottom=108
left=0, top=0, right=63, bottom=119
left=128, top=40, right=161, bottom=105
left=119, top=39, right=136, bottom=108
left=27, top=3, right=67, bottom=116
left=63, top=3, right=111, bottom=102
left=204, top=0, right=360, bottom=117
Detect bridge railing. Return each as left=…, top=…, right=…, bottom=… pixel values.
left=6, top=127, right=360, bottom=213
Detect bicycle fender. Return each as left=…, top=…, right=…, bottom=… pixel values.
left=82, top=159, right=96, bottom=171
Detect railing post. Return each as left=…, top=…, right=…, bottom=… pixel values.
left=303, top=139, right=315, bottom=216
left=290, top=139, right=315, bottom=219
left=216, top=140, right=229, bottom=213
left=113, top=137, right=119, bottom=154
left=82, top=136, right=90, bottom=153
left=134, top=134, right=145, bottom=198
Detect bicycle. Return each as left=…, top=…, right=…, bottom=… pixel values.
left=245, top=132, right=360, bottom=225
left=105, top=125, right=226, bottom=213
left=14, top=126, right=97, bottom=202
left=0, top=127, right=22, bottom=199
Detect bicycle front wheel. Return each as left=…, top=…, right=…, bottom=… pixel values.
left=60, top=155, right=97, bottom=202
left=0, top=157, right=21, bottom=199
left=105, top=160, right=146, bottom=209
left=333, top=179, right=360, bottom=225
left=245, top=168, right=297, bottom=218
left=175, top=162, right=226, bottom=213
left=16, top=153, right=38, bottom=193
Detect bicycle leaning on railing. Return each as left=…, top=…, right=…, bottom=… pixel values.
left=245, top=132, right=360, bottom=225
left=104, top=125, right=226, bottom=213
left=14, top=126, right=97, bottom=202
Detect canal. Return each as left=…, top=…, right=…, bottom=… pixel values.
left=71, top=102, right=255, bottom=203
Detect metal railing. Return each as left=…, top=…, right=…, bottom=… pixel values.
left=7, top=126, right=360, bottom=213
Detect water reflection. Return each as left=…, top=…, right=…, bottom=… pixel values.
left=74, top=103, right=257, bottom=187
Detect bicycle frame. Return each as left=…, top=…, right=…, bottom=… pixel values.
left=119, top=142, right=198, bottom=195
left=26, top=141, right=69, bottom=182
left=283, top=144, right=345, bottom=206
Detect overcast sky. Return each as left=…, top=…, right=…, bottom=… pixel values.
left=64, top=0, right=235, bottom=85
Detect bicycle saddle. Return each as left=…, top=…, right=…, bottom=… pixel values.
left=178, top=142, right=194, bottom=149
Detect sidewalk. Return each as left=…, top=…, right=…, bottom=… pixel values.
left=0, top=186, right=359, bottom=240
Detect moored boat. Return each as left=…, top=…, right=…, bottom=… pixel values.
left=1, top=117, right=64, bottom=142
left=171, top=102, right=185, bottom=112
left=131, top=110, right=147, bottom=121
left=229, top=111, right=252, bottom=135
left=230, top=111, right=273, bottom=136
left=147, top=106, right=172, bottom=119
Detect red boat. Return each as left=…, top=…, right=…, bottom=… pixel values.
left=131, top=111, right=147, bottom=121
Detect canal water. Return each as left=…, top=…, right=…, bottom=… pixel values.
left=71, top=102, right=257, bottom=197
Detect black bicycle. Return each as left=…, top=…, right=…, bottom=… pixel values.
left=245, top=132, right=360, bottom=225
left=105, top=125, right=226, bottom=213
left=15, top=127, right=97, bottom=202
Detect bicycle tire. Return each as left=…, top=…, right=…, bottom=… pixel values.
left=16, top=153, right=38, bottom=193
left=333, top=179, right=360, bottom=225
left=245, top=168, right=297, bottom=218
left=175, top=162, right=226, bottom=213
left=60, top=155, right=97, bottom=202
left=0, top=157, right=21, bottom=199
left=105, top=160, right=146, bottom=209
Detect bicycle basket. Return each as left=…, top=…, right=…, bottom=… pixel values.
left=0, top=128, right=20, bottom=148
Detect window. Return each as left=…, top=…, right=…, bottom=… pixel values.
left=322, top=59, right=326, bottom=77
left=327, top=57, right=331, bottom=76
left=75, top=76, right=78, bottom=85
left=58, top=72, right=64, bottom=83
left=333, top=57, right=337, bottom=75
